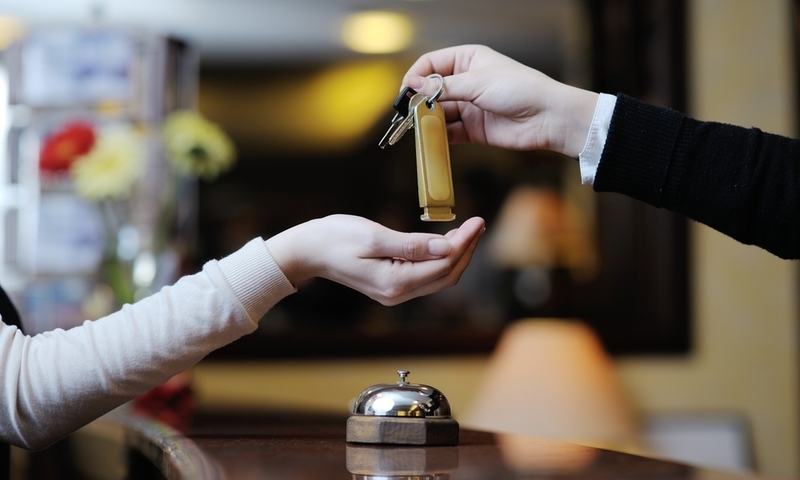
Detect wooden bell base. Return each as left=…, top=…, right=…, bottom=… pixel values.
left=346, top=415, right=459, bottom=446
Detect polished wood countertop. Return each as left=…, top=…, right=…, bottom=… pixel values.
left=41, top=407, right=761, bottom=480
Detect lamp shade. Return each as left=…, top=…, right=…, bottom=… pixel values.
left=486, top=185, right=598, bottom=281
left=461, top=319, right=640, bottom=450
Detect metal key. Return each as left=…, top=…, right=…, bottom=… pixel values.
left=387, top=93, right=426, bottom=147
left=378, top=112, right=412, bottom=149
left=378, top=87, right=418, bottom=149
left=392, top=86, right=417, bottom=117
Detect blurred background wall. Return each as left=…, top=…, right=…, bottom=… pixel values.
left=616, top=0, right=800, bottom=475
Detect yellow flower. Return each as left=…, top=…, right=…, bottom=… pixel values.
left=162, top=111, right=235, bottom=180
left=70, top=125, right=145, bottom=201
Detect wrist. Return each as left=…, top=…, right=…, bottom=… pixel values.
left=265, top=221, right=315, bottom=285
left=551, top=86, right=599, bottom=158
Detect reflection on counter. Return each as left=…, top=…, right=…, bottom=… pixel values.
left=346, top=444, right=458, bottom=478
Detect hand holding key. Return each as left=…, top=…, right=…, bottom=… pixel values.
left=379, top=76, right=456, bottom=222
left=402, top=45, right=599, bottom=158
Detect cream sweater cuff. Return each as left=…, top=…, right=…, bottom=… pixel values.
left=216, top=238, right=297, bottom=322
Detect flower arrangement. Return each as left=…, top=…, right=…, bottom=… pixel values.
left=162, top=111, right=235, bottom=180
left=41, top=111, right=235, bottom=197
left=38, top=111, right=236, bottom=309
left=39, top=121, right=96, bottom=173
left=70, top=124, right=145, bottom=200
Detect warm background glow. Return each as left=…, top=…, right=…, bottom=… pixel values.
left=342, top=11, right=413, bottom=54
left=199, top=60, right=407, bottom=153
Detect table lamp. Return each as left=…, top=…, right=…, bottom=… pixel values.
left=485, top=185, right=598, bottom=309
left=486, top=185, right=597, bottom=277
left=461, top=319, right=641, bottom=452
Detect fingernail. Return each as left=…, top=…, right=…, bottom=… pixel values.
left=428, top=238, right=451, bottom=256
left=406, top=76, right=425, bottom=89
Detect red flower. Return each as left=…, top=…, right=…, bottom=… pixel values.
left=133, top=371, right=195, bottom=432
left=40, top=122, right=96, bottom=172
left=133, top=383, right=195, bottom=432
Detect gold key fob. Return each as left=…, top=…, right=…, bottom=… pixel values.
left=411, top=93, right=455, bottom=222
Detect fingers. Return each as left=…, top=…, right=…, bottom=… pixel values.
left=402, top=45, right=499, bottom=102
left=397, top=219, right=484, bottom=302
left=373, top=216, right=484, bottom=262
left=275, top=214, right=487, bottom=307
left=403, top=47, right=461, bottom=83
left=405, top=73, right=480, bottom=111
left=381, top=232, right=452, bottom=261
left=442, top=219, right=484, bottom=279
left=404, top=74, right=448, bottom=99
left=400, top=89, right=485, bottom=146
left=376, top=217, right=485, bottom=305
left=403, top=44, right=488, bottom=82
left=446, top=216, right=485, bottom=243
left=428, top=218, right=484, bottom=287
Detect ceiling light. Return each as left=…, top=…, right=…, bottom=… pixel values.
left=342, top=11, right=413, bottom=54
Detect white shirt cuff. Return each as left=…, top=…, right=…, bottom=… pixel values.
left=578, top=93, right=617, bottom=185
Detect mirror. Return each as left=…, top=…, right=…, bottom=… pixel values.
left=194, top=0, right=690, bottom=359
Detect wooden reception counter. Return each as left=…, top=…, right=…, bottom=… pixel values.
left=22, top=407, right=762, bottom=479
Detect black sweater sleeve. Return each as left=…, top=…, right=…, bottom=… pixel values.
left=594, top=94, right=800, bottom=260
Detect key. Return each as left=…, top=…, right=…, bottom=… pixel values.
left=392, top=86, right=417, bottom=118
left=378, top=112, right=411, bottom=149
left=390, top=93, right=427, bottom=146
left=378, top=87, right=418, bottom=149
left=412, top=95, right=455, bottom=222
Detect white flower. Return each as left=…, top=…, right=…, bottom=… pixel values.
left=162, top=111, right=236, bottom=180
left=70, top=125, right=145, bottom=201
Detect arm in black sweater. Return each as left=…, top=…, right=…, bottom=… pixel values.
left=594, top=94, right=800, bottom=259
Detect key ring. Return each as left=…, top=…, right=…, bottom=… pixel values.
left=426, top=73, right=445, bottom=108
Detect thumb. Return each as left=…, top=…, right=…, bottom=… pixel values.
left=380, top=232, right=452, bottom=260
left=404, top=72, right=479, bottom=105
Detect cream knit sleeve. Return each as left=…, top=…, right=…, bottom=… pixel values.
left=0, top=237, right=295, bottom=450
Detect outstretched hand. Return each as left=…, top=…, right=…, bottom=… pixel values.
left=402, top=44, right=598, bottom=158
left=265, top=215, right=485, bottom=306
